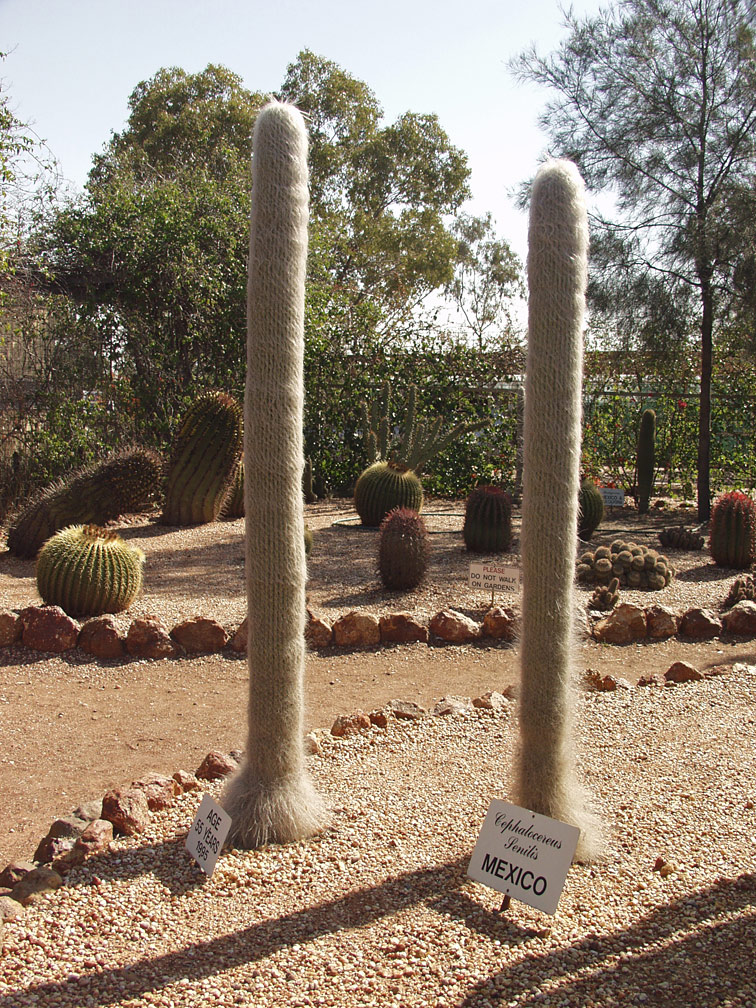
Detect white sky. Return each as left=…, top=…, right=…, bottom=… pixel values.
left=0, top=0, right=604, bottom=261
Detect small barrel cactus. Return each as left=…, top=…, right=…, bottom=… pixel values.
left=723, top=573, right=756, bottom=609
left=659, top=525, right=705, bottom=551
left=709, top=491, right=756, bottom=569
left=636, top=408, right=655, bottom=515
left=378, top=507, right=429, bottom=590
left=162, top=391, right=243, bottom=526
left=577, top=539, right=673, bottom=590
left=36, top=524, right=145, bottom=617
left=7, top=447, right=162, bottom=560
left=588, top=577, right=620, bottom=611
left=578, top=478, right=604, bottom=541
left=354, top=461, right=423, bottom=528
left=463, top=485, right=513, bottom=553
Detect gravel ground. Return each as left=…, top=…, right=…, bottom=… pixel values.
left=2, top=665, right=756, bottom=1007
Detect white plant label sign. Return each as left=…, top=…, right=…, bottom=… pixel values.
left=468, top=561, right=522, bottom=593
left=467, top=799, right=580, bottom=914
left=186, top=794, right=232, bottom=875
left=599, top=487, right=625, bottom=507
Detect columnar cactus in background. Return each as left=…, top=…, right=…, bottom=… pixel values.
left=636, top=408, right=656, bottom=514
left=577, top=477, right=604, bottom=541
left=221, top=102, right=326, bottom=848
left=517, top=159, right=601, bottom=860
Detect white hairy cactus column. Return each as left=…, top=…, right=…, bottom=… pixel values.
left=222, top=102, right=327, bottom=847
left=516, top=159, right=601, bottom=860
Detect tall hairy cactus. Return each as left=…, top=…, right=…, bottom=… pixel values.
left=7, top=447, right=162, bottom=559
left=517, top=160, right=601, bottom=860
left=221, top=102, right=326, bottom=848
left=636, top=408, right=656, bottom=515
left=161, top=391, right=243, bottom=526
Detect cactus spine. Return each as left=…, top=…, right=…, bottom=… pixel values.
left=517, top=160, right=601, bottom=860
left=221, top=102, right=326, bottom=848
left=36, top=524, right=145, bottom=617
left=378, top=507, right=429, bottom=590
left=709, top=490, right=756, bottom=569
left=636, top=408, right=655, bottom=514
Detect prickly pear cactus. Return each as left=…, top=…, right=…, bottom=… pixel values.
left=377, top=507, right=429, bottom=590
left=658, top=526, right=705, bottom=551
left=6, top=447, right=162, bottom=560
left=354, top=461, right=423, bottom=528
left=577, top=539, right=673, bottom=590
left=36, top=524, right=145, bottom=617
left=162, top=391, right=243, bottom=526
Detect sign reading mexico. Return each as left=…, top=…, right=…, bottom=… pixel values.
left=468, top=800, right=580, bottom=914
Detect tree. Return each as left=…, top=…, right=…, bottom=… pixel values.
left=514, top=0, right=756, bottom=521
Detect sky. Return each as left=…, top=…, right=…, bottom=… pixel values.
left=0, top=0, right=604, bottom=262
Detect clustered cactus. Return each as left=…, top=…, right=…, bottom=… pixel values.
left=709, top=490, right=756, bottom=569
left=588, top=577, right=620, bottom=611
left=723, top=573, right=756, bottom=609
left=658, top=525, right=705, bottom=551
left=36, top=524, right=145, bottom=617
left=377, top=507, right=429, bottom=590
left=463, top=485, right=513, bottom=554
left=577, top=540, right=673, bottom=590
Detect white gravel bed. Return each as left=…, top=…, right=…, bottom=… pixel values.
left=2, top=666, right=756, bottom=1007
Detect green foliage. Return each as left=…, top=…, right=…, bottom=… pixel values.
left=354, top=461, right=423, bottom=528
left=709, top=490, right=756, bottom=569
left=463, top=485, right=513, bottom=554
left=6, top=447, right=162, bottom=559
left=162, top=391, right=243, bottom=526
left=377, top=507, right=429, bottom=590
left=636, top=408, right=655, bottom=514
left=577, top=478, right=604, bottom=541
left=36, top=524, right=145, bottom=617
left=577, top=541, right=673, bottom=590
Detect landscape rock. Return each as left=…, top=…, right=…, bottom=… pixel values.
left=482, top=606, right=518, bottom=641
left=593, top=603, right=647, bottom=644
left=472, top=690, right=510, bottom=712
left=332, top=611, right=381, bottom=647
left=0, top=895, right=23, bottom=921
left=386, top=698, right=426, bottom=721
left=170, top=615, right=228, bottom=653
left=172, top=769, right=202, bottom=792
left=304, top=731, right=323, bottom=755
left=33, top=814, right=88, bottom=864
left=72, top=819, right=114, bottom=859
left=722, top=600, right=756, bottom=636
left=637, top=673, right=662, bottom=687
left=125, top=616, right=179, bottom=659
left=585, top=669, right=632, bottom=691
left=665, top=660, right=704, bottom=684
left=379, top=612, right=429, bottom=644
left=368, top=709, right=389, bottom=728
left=78, top=615, right=126, bottom=659
left=429, top=609, right=481, bottom=643
left=0, top=611, right=21, bottom=647
left=19, top=606, right=79, bottom=653
left=229, top=617, right=248, bottom=653
left=132, top=772, right=180, bottom=811
left=330, top=711, right=371, bottom=737
left=195, top=750, right=238, bottom=780
left=101, top=786, right=151, bottom=836
left=72, top=799, right=104, bottom=823
left=306, top=612, right=333, bottom=648
left=645, top=604, right=680, bottom=640
left=0, top=862, right=36, bottom=888
left=431, top=697, right=474, bottom=716
left=10, top=866, right=63, bottom=906
left=678, top=607, right=722, bottom=639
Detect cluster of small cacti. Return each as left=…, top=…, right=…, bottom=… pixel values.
left=377, top=507, right=429, bottom=590
left=658, top=525, right=705, bottom=551
left=354, top=461, right=424, bottom=528
left=636, top=408, right=655, bottom=515
left=709, top=490, right=756, bottom=569
left=36, top=524, right=145, bottom=617
left=588, top=577, right=620, bottom=611
left=162, top=391, right=243, bottom=526
left=577, top=477, right=604, bottom=541
left=723, top=573, right=756, bottom=609
left=6, top=447, right=162, bottom=559
left=577, top=539, right=673, bottom=590
left=463, top=485, right=513, bottom=553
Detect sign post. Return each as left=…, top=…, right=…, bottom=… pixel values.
left=468, top=561, right=522, bottom=605
left=186, top=794, right=232, bottom=876
left=468, top=799, right=580, bottom=915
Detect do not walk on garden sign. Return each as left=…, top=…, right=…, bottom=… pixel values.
left=468, top=799, right=580, bottom=914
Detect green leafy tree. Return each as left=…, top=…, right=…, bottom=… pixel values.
left=514, top=0, right=756, bottom=521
